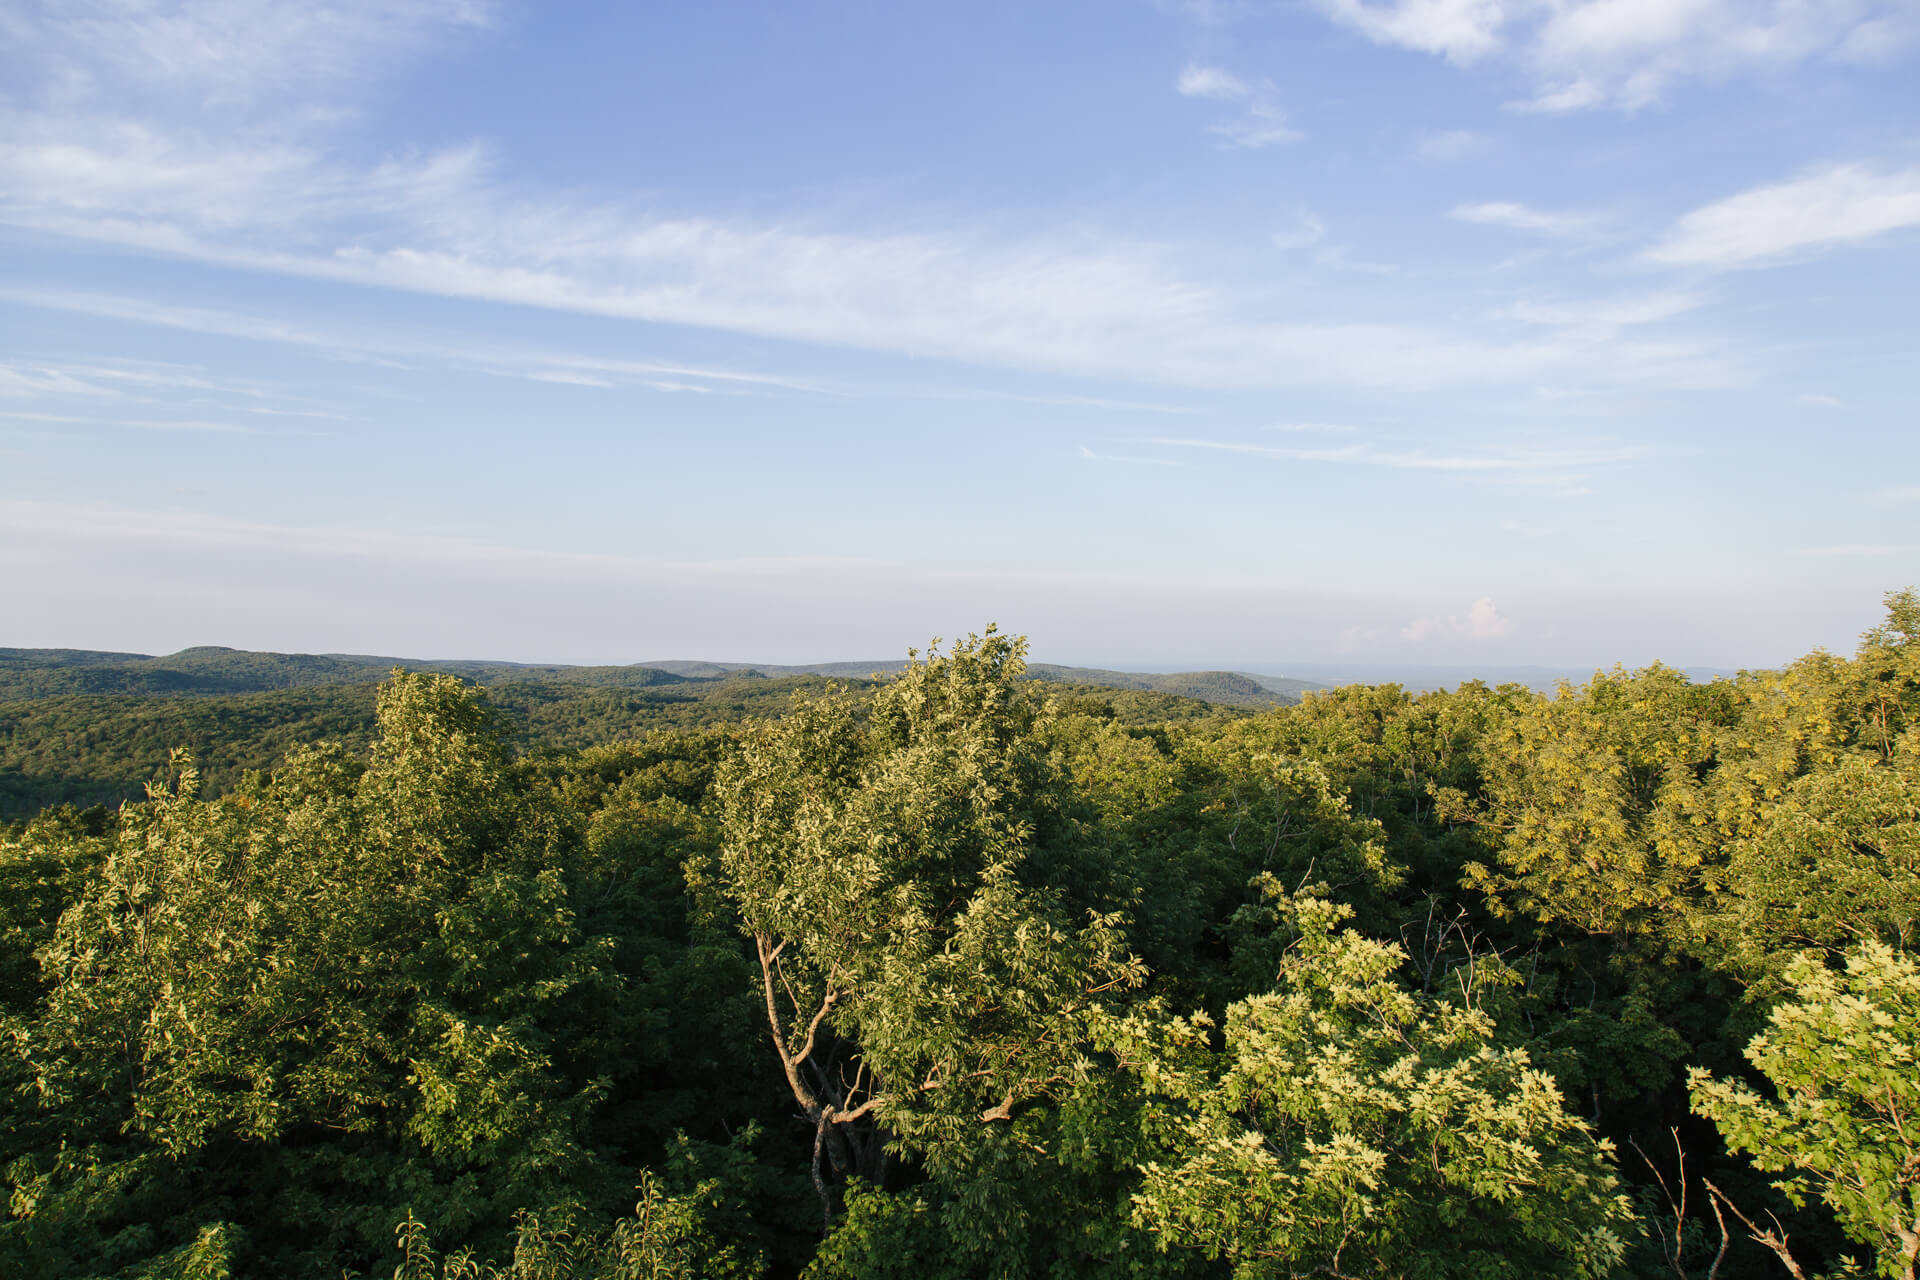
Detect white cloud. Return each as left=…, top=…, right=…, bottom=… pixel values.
left=1211, top=106, right=1301, bottom=148
left=1176, top=63, right=1250, bottom=98
left=1079, top=445, right=1184, bottom=465
left=0, top=288, right=837, bottom=397
left=0, top=138, right=1746, bottom=391
left=931, top=388, right=1205, bottom=414
left=1174, top=63, right=1300, bottom=147
left=0, top=498, right=882, bottom=583
left=1644, top=163, right=1920, bottom=269
left=1465, top=595, right=1515, bottom=636
left=1796, top=543, right=1897, bottom=557
left=1308, top=0, right=1509, bottom=64
left=1871, top=485, right=1920, bottom=504
left=1401, top=615, right=1439, bottom=642
left=1451, top=200, right=1597, bottom=236
left=0, top=410, right=96, bottom=425
left=1795, top=393, right=1846, bottom=408
left=1312, top=245, right=1398, bottom=274
left=0, top=4, right=1742, bottom=395
left=0, top=362, right=122, bottom=397
left=29, top=413, right=282, bottom=435
left=4, top=356, right=286, bottom=401
left=5, top=0, right=494, bottom=111
left=1151, top=434, right=1649, bottom=492
left=1507, top=291, right=1703, bottom=329
left=1509, top=80, right=1607, bottom=112
left=1402, top=595, right=1517, bottom=642
left=1304, top=0, right=1919, bottom=110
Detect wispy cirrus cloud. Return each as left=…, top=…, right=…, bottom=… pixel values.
left=1302, top=0, right=1918, bottom=110
left=1, top=0, right=495, bottom=111
left=0, top=156, right=1741, bottom=391
left=0, top=0, right=1743, bottom=396
left=0, top=498, right=885, bottom=583
left=0, top=409, right=287, bottom=435
left=1175, top=62, right=1300, bottom=147
left=1149, top=434, right=1651, bottom=493
left=0, top=362, right=122, bottom=397
left=0, top=351, right=341, bottom=434
left=1644, top=163, right=1920, bottom=269
left=0, top=288, right=838, bottom=397
left=0, top=355, right=292, bottom=402
left=1269, top=210, right=1397, bottom=273
left=1451, top=200, right=1600, bottom=237
left=1506, top=291, right=1704, bottom=331
left=1796, top=543, right=1899, bottom=557
left=1079, top=445, right=1184, bottom=466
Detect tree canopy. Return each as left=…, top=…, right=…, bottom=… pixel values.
left=2, top=593, right=1916, bottom=1278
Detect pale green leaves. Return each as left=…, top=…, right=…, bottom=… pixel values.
left=1691, top=943, right=1920, bottom=1279
left=1112, top=897, right=1634, bottom=1279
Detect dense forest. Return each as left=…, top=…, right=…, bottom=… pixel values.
left=0, top=650, right=1291, bottom=820
left=2, top=597, right=1917, bottom=1279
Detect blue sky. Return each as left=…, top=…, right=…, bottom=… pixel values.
left=2, top=0, right=1916, bottom=669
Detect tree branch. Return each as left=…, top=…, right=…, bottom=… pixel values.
left=1703, top=1180, right=1807, bottom=1280
left=793, top=987, right=839, bottom=1070
left=757, top=932, right=821, bottom=1118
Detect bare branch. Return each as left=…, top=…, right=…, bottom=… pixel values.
left=1704, top=1180, right=1807, bottom=1280
left=1631, top=1128, right=1729, bottom=1280
left=1704, top=1188, right=1730, bottom=1280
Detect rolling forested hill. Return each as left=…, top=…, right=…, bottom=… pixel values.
left=637, top=657, right=1318, bottom=706
left=0, top=645, right=1255, bottom=820
left=0, top=646, right=698, bottom=701
left=0, top=645, right=1317, bottom=706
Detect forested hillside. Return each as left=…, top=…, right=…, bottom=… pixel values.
left=0, top=650, right=1242, bottom=821
left=2, top=596, right=1917, bottom=1279
left=0, top=646, right=1313, bottom=710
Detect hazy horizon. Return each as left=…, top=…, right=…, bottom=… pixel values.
left=0, top=625, right=1820, bottom=682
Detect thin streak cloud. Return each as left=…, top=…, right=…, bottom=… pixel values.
left=1079, top=445, right=1184, bottom=466
left=1451, top=201, right=1599, bottom=237
left=1645, top=163, right=1920, bottom=268
left=1150, top=434, right=1651, bottom=492
left=0, top=499, right=890, bottom=583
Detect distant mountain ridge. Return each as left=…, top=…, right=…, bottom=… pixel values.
left=0, top=646, right=696, bottom=701
left=0, top=646, right=1322, bottom=709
